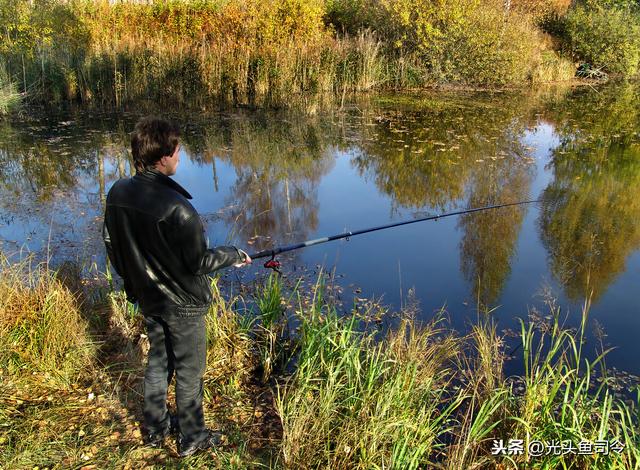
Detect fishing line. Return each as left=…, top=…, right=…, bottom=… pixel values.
left=249, top=199, right=541, bottom=271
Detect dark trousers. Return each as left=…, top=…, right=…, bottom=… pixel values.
left=143, top=314, right=208, bottom=446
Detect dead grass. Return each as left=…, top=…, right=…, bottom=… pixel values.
left=0, top=257, right=278, bottom=468
left=0, top=254, right=94, bottom=387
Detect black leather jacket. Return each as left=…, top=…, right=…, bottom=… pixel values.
left=102, top=169, right=244, bottom=317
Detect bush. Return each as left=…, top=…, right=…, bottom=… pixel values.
left=562, top=3, right=640, bottom=76
left=5, top=0, right=636, bottom=105
left=436, top=6, right=541, bottom=85
left=328, top=0, right=547, bottom=85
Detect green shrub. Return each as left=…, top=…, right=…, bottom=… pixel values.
left=562, top=3, right=640, bottom=76
left=329, top=0, right=545, bottom=85
left=437, top=6, right=541, bottom=85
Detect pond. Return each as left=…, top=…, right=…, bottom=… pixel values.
left=1, top=82, right=639, bottom=375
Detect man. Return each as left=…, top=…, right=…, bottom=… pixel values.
left=103, top=116, right=251, bottom=457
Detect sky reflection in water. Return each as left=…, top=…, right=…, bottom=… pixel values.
left=1, top=83, right=639, bottom=373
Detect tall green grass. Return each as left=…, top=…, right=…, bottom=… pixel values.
left=276, top=277, right=463, bottom=468
left=204, top=277, right=254, bottom=392
left=253, top=273, right=289, bottom=383
left=449, top=306, right=639, bottom=468
left=275, top=279, right=639, bottom=468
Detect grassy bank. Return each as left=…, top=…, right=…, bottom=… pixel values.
left=0, top=256, right=638, bottom=468
left=1, top=0, right=638, bottom=109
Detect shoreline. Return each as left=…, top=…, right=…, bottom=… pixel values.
left=2, top=78, right=617, bottom=118
left=1, top=256, right=638, bottom=467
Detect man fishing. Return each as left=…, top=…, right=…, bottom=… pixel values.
left=102, top=116, right=251, bottom=457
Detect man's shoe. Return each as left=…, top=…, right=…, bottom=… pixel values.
left=144, top=414, right=178, bottom=448
left=177, top=429, right=223, bottom=458
left=145, top=427, right=170, bottom=448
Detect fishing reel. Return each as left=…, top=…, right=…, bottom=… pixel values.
left=263, top=254, right=282, bottom=274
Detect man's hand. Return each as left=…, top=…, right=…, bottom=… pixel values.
left=233, top=249, right=252, bottom=268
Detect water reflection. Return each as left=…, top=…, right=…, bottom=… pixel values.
left=0, top=114, right=135, bottom=258
left=347, top=94, right=540, bottom=307
left=190, top=114, right=337, bottom=252
left=350, top=94, right=540, bottom=211
left=0, top=120, right=95, bottom=199
left=0, top=83, right=639, bottom=314
left=539, top=83, right=640, bottom=302
left=459, top=152, right=533, bottom=309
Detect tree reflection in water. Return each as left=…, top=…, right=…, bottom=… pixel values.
left=459, top=141, right=533, bottom=310
left=0, top=83, right=639, bottom=309
left=539, top=84, right=640, bottom=302
left=350, top=93, right=539, bottom=307
left=193, top=113, right=337, bottom=252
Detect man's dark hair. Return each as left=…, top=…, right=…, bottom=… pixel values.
left=131, top=117, right=180, bottom=171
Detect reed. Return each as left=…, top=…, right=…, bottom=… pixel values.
left=274, top=277, right=638, bottom=468
left=205, top=277, right=254, bottom=390
left=446, top=301, right=639, bottom=468
left=276, top=277, right=464, bottom=468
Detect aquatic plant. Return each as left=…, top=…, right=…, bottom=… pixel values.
left=276, top=280, right=464, bottom=468
left=276, top=282, right=639, bottom=468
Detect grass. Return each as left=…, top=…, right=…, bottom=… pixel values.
left=0, top=254, right=93, bottom=387
left=276, top=284, right=463, bottom=468
left=0, top=256, right=638, bottom=468
left=0, top=76, right=21, bottom=115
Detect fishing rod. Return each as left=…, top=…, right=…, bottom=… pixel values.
left=249, top=199, right=541, bottom=272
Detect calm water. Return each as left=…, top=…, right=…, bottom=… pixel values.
left=1, top=83, right=639, bottom=374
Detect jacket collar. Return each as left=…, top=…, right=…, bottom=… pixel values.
left=134, top=168, right=193, bottom=200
